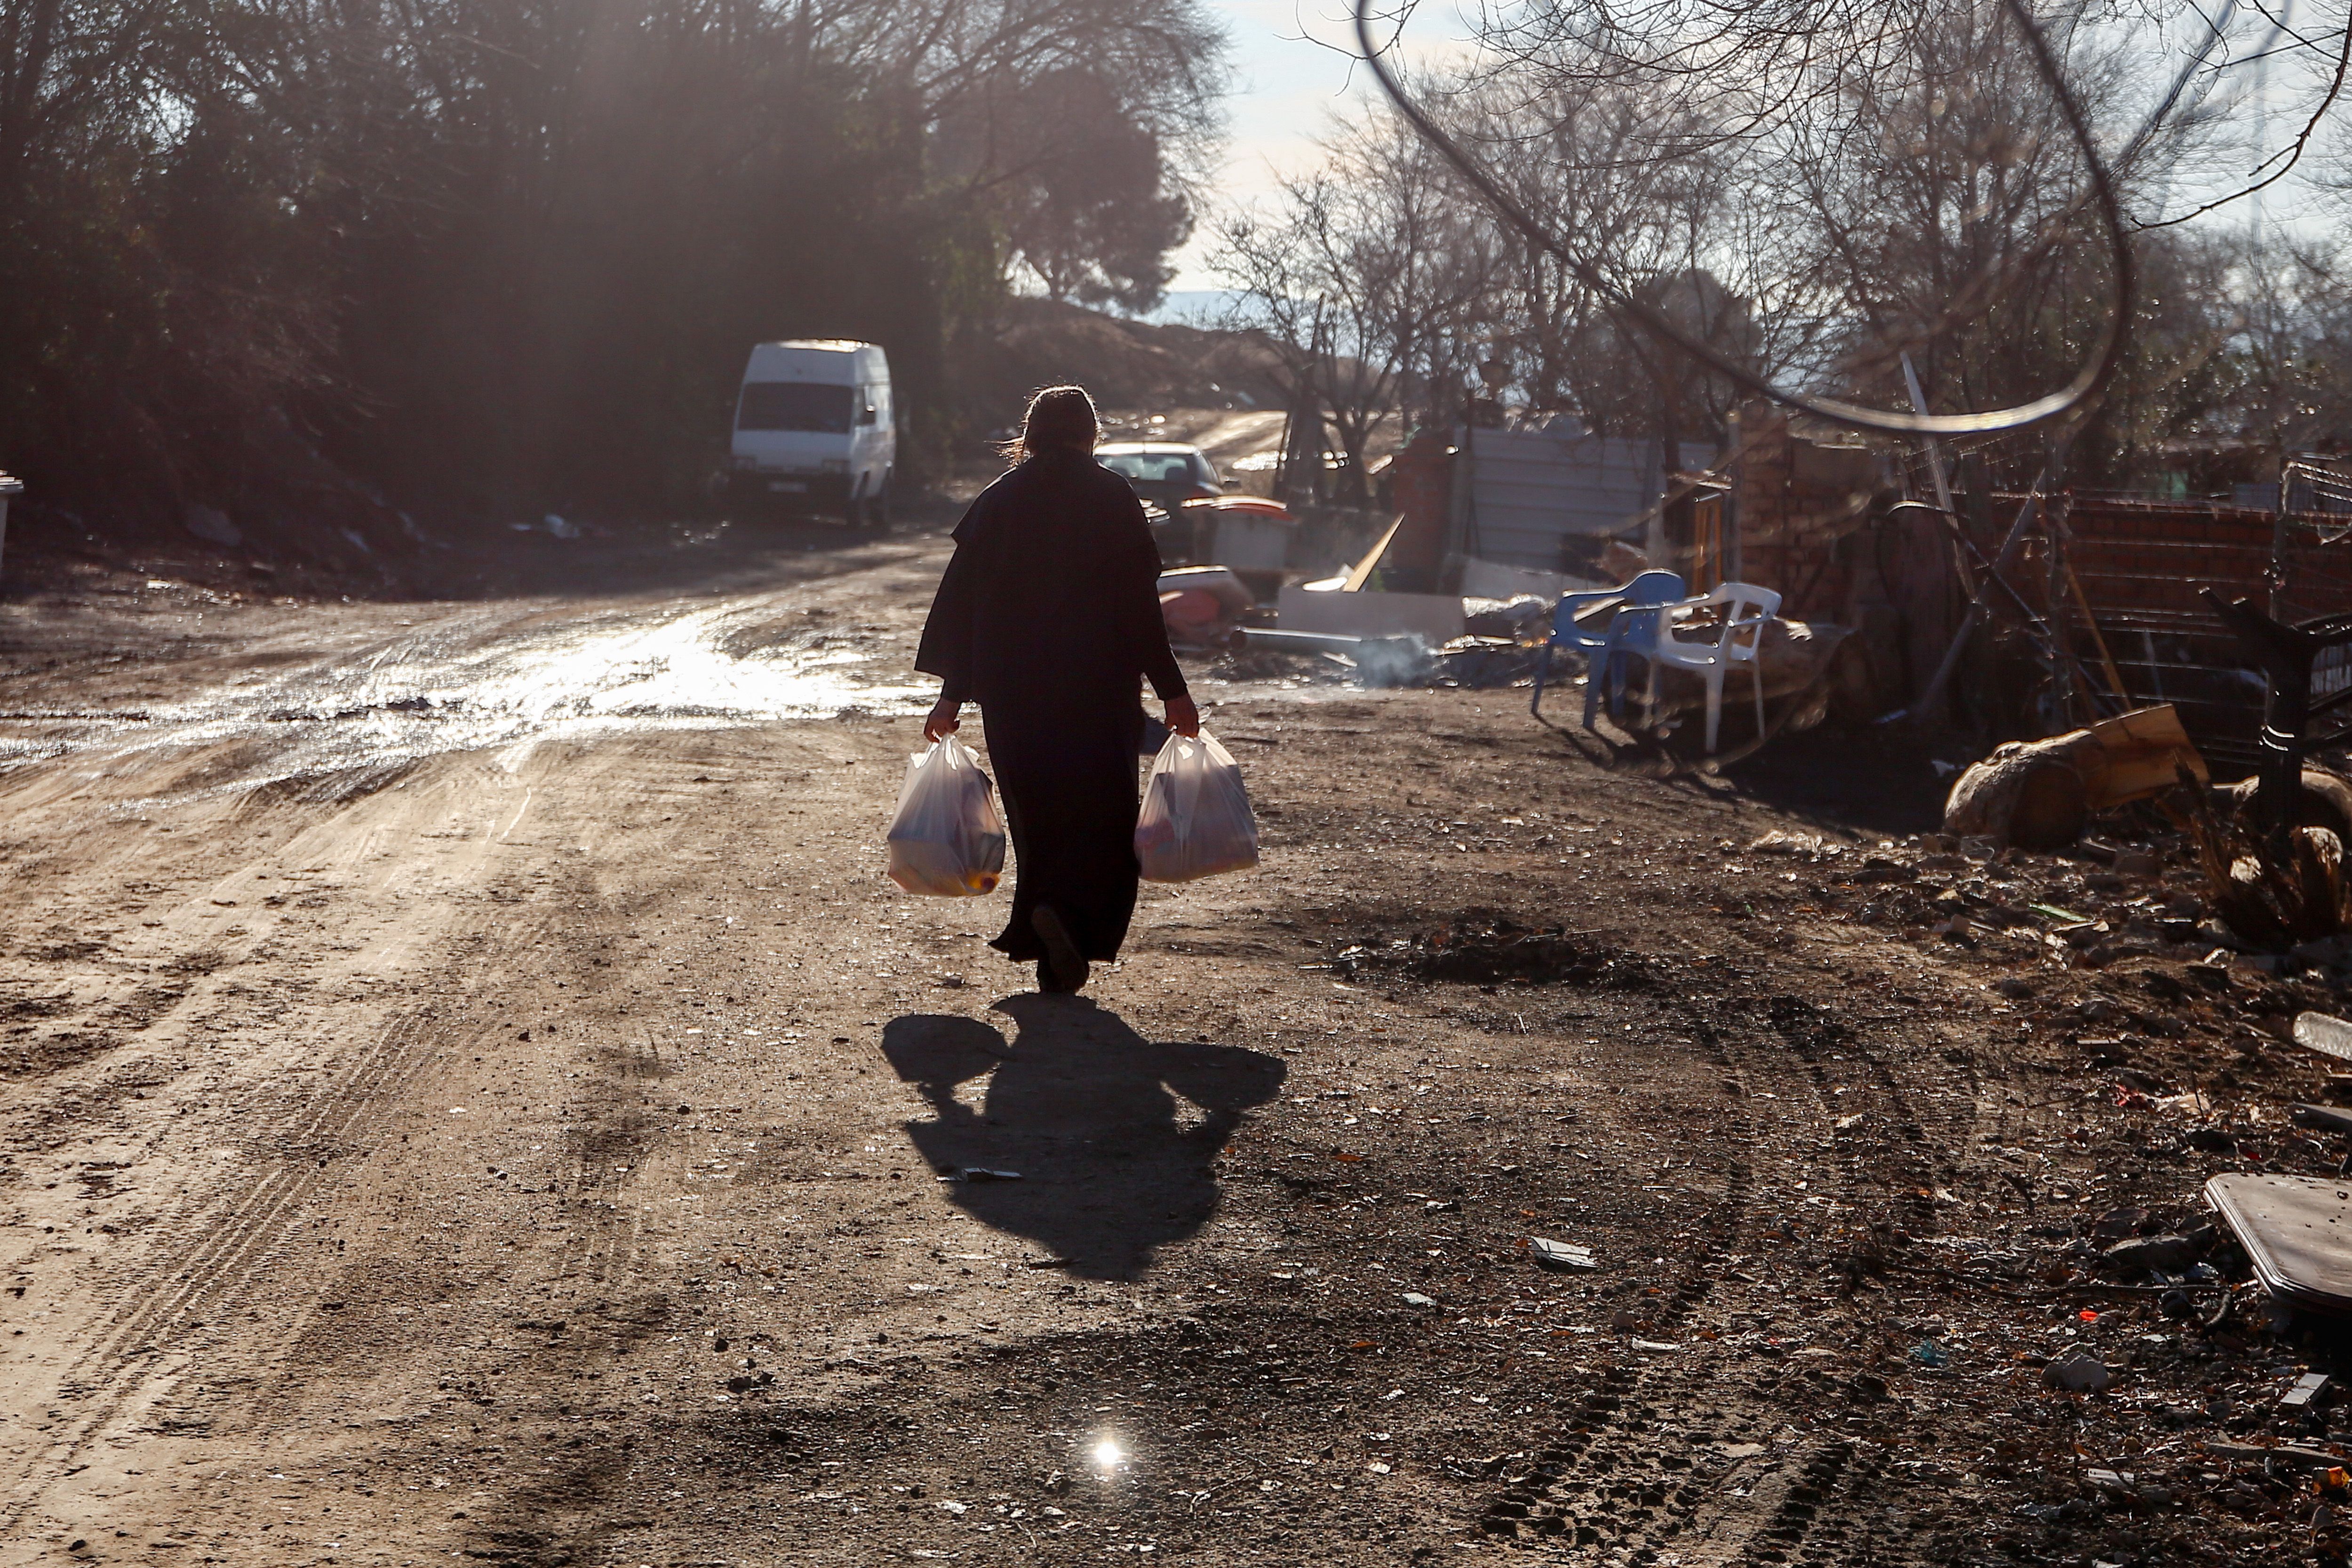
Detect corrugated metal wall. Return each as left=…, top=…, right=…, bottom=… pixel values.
left=1458, top=428, right=1713, bottom=570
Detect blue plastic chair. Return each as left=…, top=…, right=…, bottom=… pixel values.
left=1529, top=570, right=1688, bottom=722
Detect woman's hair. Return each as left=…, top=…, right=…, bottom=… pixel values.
left=1006, top=385, right=1099, bottom=463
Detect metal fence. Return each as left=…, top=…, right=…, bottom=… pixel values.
left=2058, top=459, right=2352, bottom=771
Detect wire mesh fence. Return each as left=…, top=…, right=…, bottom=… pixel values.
left=2053, top=460, right=2352, bottom=770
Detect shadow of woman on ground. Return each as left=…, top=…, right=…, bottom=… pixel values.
left=880, top=995, right=1286, bottom=1281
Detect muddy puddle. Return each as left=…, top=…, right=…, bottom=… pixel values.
left=0, top=597, right=932, bottom=792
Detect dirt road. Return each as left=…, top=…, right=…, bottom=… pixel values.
left=2, top=519, right=2343, bottom=1568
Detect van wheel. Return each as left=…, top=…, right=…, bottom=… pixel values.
left=874, top=473, right=893, bottom=528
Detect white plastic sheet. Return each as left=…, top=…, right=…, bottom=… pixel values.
left=1135, top=728, right=1260, bottom=883
left=885, top=735, right=1006, bottom=896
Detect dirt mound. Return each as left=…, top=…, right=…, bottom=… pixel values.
left=1328, top=917, right=1652, bottom=987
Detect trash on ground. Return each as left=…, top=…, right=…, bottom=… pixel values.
left=1276, top=581, right=1466, bottom=645
left=2208, top=1441, right=2352, bottom=1471
left=2098, top=1230, right=2210, bottom=1275
left=885, top=735, right=1006, bottom=897
left=2293, top=1102, right=2352, bottom=1135
left=1135, top=729, right=1260, bottom=883
left=2284, top=1373, right=2330, bottom=1409
left=1747, top=829, right=1839, bottom=858
left=1158, top=565, right=1254, bottom=649
left=2206, top=1173, right=2352, bottom=1314
left=2173, top=762, right=2352, bottom=949
left=1326, top=919, right=1650, bottom=988
left=950, top=1168, right=1023, bottom=1183
left=2294, top=1011, right=2352, bottom=1064
left=1461, top=595, right=1551, bottom=641
left=1401, top=1292, right=1438, bottom=1307
left=1943, top=704, right=2207, bottom=850
left=1528, top=1238, right=1599, bottom=1271
left=2043, top=1350, right=2114, bottom=1393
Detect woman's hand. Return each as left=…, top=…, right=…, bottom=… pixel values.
left=924, top=698, right=963, bottom=742
left=1166, top=695, right=1201, bottom=738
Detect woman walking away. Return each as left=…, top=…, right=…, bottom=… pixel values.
left=915, top=385, right=1198, bottom=994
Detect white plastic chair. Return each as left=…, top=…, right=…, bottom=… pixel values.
left=1649, top=582, right=1782, bottom=753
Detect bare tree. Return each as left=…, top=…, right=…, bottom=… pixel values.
left=1215, top=104, right=1492, bottom=502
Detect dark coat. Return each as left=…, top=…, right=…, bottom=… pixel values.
left=915, top=451, right=1188, bottom=964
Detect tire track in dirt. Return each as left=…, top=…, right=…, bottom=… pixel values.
left=1475, top=1000, right=1775, bottom=1554
left=0, top=1000, right=471, bottom=1527
left=1475, top=962, right=1968, bottom=1564
left=0, top=763, right=568, bottom=1538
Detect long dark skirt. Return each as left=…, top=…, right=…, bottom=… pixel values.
left=983, top=700, right=1145, bottom=964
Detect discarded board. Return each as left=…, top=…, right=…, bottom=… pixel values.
left=2206, top=1172, right=2352, bottom=1314
left=2294, top=1011, right=2352, bottom=1064
left=1276, top=583, right=1466, bottom=645
left=2086, top=703, right=2210, bottom=802
left=2294, top=1103, right=2352, bottom=1137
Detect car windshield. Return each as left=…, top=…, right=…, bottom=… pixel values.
left=738, top=382, right=853, bottom=434
left=1099, top=451, right=1197, bottom=484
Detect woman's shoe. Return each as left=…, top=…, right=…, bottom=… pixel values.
left=1031, top=906, right=1089, bottom=993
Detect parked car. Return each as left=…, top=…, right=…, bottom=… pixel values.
left=728, top=340, right=894, bottom=525
left=1096, top=442, right=1228, bottom=513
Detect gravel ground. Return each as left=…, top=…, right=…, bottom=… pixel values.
left=0, top=515, right=2346, bottom=1568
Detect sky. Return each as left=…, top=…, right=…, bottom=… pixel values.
left=1165, top=1, right=2345, bottom=302
left=1166, top=1, right=1466, bottom=293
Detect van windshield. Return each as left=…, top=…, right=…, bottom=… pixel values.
left=738, top=382, right=853, bottom=434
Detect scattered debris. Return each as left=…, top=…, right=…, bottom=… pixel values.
left=2284, top=1373, right=2330, bottom=1409
left=2174, top=763, right=2352, bottom=949
left=2207, top=1173, right=2352, bottom=1313
left=2293, top=1102, right=2352, bottom=1135
left=2098, top=1230, right=2210, bottom=1275
left=1326, top=920, right=1650, bottom=988
left=1527, top=1239, right=1599, bottom=1272
left=1943, top=704, right=2207, bottom=850
left=948, top=1168, right=1023, bottom=1184
left=2207, top=1441, right=2352, bottom=1472
left=1158, top=565, right=1254, bottom=649
left=1747, top=829, right=1840, bottom=859
left=2294, top=1011, right=2352, bottom=1063
left=2042, top=1350, right=2114, bottom=1393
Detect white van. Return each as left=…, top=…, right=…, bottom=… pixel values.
left=728, top=340, right=895, bottom=525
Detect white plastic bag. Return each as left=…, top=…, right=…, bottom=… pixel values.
left=1135, top=728, right=1260, bottom=883
left=885, top=735, right=1006, bottom=896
